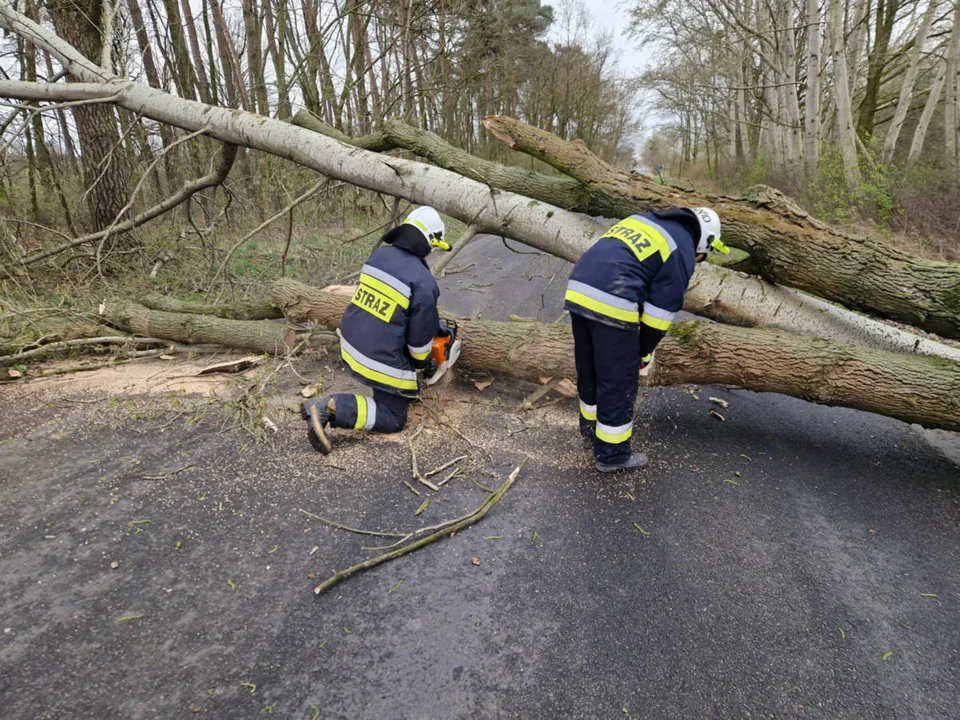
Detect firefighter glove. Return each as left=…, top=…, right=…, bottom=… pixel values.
left=639, top=351, right=655, bottom=377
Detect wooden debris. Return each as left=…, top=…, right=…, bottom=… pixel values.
left=423, top=455, right=469, bottom=479
left=300, top=384, right=323, bottom=398
left=196, top=355, right=264, bottom=375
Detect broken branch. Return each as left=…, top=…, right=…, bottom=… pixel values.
left=314, top=458, right=528, bottom=594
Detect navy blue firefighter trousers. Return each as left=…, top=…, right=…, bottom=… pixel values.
left=328, top=388, right=409, bottom=434
left=571, top=313, right=640, bottom=464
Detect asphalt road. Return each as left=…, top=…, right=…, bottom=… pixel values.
left=0, top=237, right=957, bottom=718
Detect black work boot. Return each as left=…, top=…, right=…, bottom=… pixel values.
left=595, top=452, right=648, bottom=473
left=305, top=396, right=336, bottom=454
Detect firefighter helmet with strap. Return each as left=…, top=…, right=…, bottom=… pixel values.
left=404, top=207, right=449, bottom=251
left=692, top=207, right=728, bottom=255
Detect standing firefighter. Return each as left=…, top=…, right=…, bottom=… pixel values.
left=302, top=206, right=458, bottom=453
left=564, top=207, right=727, bottom=472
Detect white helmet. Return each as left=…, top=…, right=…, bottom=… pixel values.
left=692, top=207, right=727, bottom=255
left=403, top=206, right=448, bottom=250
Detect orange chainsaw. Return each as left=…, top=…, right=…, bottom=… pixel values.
left=425, top=319, right=461, bottom=386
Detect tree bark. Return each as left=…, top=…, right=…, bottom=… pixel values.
left=137, top=291, right=284, bottom=320
left=263, top=0, right=290, bottom=119
left=180, top=0, right=212, bottom=103
left=827, top=0, right=862, bottom=194
left=161, top=0, right=198, bottom=101
left=803, top=0, right=822, bottom=173
left=241, top=0, right=269, bottom=115
left=266, top=279, right=960, bottom=433
left=100, top=299, right=296, bottom=354
left=908, top=60, right=947, bottom=162
left=855, top=0, right=901, bottom=141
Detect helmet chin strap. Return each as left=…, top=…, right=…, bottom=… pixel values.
left=709, top=238, right=730, bottom=254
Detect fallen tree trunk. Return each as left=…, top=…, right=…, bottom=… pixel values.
left=136, top=292, right=284, bottom=320
left=687, top=265, right=960, bottom=362
left=291, top=110, right=960, bottom=340
left=481, top=116, right=960, bottom=340
left=100, top=300, right=296, bottom=354
left=267, top=279, right=960, bottom=432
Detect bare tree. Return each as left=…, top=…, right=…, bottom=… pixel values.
left=881, top=0, right=941, bottom=163
left=828, top=0, right=862, bottom=192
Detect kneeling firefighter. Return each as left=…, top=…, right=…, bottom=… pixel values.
left=564, top=207, right=728, bottom=473
left=301, top=206, right=460, bottom=454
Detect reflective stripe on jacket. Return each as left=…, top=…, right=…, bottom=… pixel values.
left=340, top=233, right=439, bottom=397
left=564, top=211, right=698, bottom=342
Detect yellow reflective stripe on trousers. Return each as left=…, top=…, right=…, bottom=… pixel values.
left=340, top=339, right=418, bottom=392
left=603, top=216, right=674, bottom=263
left=358, top=273, right=410, bottom=310
left=579, top=399, right=597, bottom=421
left=565, top=280, right=639, bottom=324
left=596, top=421, right=632, bottom=444
left=353, top=395, right=367, bottom=430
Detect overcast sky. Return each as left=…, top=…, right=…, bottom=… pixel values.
left=545, top=0, right=660, bottom=150
left=545, top=0, right=650, bottom=77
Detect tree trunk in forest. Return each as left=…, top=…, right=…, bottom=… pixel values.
left=180, top=0, right=212, bottom=103
left=20, top=1, right=75, bottom=231
left=909, top=61, right=947, bottom=162
left=828, top=0, right=862, bottom=194
left=266, top=279, right=960, bottom=433
left=943, top=4, right=960, bottom=174
left=100, top=300, right=296, bottom=354
left=263, top=0, right=291, bottom=119
left=125, top=0, right=174, bottom=190
left=161, top=0, right=198, bottom=101
left=856, top=0, right=900, bottom=141
left=209, top=0, right=249, bottom=110
left=346, top=0, right=370, bottom=133
left=241, top=0, right=268, bottom=115
left=881, top=0, right=939, bottom=163
left=200, top=0, right=221, bottom=106
left=125, top=0, right=163, bottom=89
left=44, top=0, right=131, bottom=241
left=803, top=0, right=821, bottom=174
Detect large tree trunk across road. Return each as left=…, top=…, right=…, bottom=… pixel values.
left=268, top=279, right=960, bottom=433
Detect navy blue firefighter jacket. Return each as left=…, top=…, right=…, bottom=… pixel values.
left=339, top=224, right=440, bottom=397
left=564, top=208, right=700, bottom=357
